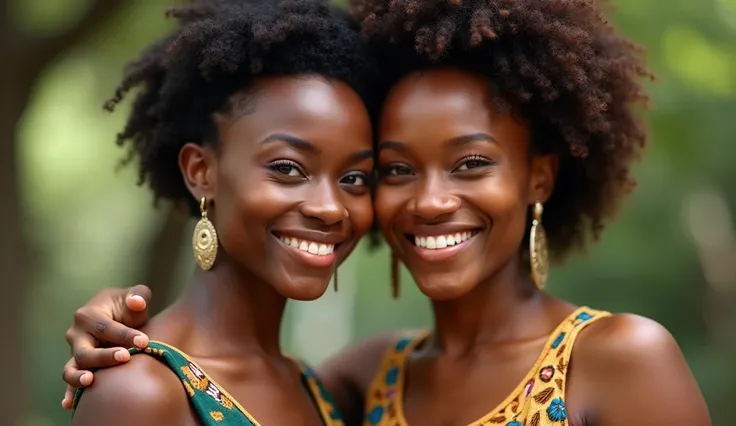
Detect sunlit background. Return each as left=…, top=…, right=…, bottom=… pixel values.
left=1, top=0, right=734, bottom=425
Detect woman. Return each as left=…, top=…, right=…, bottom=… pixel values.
left=62, top=1, right=711, bottom=425
left=67, top=0, right=380, bottom=424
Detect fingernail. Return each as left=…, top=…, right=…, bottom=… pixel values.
left=80, top=373, right=92, bottom=386
left=133, top=335, right=145, bottom=348
left=114, top=350, right=126, bottom=362
left=130, top=294, right=146, bottom=305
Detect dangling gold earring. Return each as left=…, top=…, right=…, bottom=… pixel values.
left=529, top=202, right=549, bottom=290
left=192, top=197, right=218, bottom=270
left=391, top=251, right=400, bottom=299
left=333, top=268, right=338, bottom=292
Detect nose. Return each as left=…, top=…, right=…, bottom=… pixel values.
left=298, top=179, right=349, bottom=225
left=407, top=174, right=461, bottom=221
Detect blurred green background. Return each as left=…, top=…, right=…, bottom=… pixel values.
left=0, top=0, right=734, bottom=425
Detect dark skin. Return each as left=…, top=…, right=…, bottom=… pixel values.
left=63, top=70, right=710, bottom=426
left=71, top=75, right=374, bottom=426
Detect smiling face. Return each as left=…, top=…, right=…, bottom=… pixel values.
left=180, top=76, right=374, bottom=300
left=375, top=68, right=556, bottom=300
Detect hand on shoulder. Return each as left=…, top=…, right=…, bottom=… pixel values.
left=573, top=313, right=711, bottom=426
left=72, top=352, right=192, bottom=426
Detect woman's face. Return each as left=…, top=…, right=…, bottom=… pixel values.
left=375, top=68, right=555, bottom=300
left=181, top=76, right=374, bottom=300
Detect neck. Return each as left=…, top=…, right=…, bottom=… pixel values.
left=178, top=252, right=287, bottom=358
left=429, top=255, right=545, bottom=357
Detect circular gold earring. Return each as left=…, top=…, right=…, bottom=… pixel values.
left=529, top=202, right=549, bottom=290
left=192, top=197, right=218, bottom=270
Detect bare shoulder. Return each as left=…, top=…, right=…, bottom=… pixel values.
left=575, top=313, right=680, bottom=359
left=73, top=353, right=191, bottom=426
left=571, top=313, right=711, bottom=426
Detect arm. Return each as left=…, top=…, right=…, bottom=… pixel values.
left=72, top=354, right=191, bottom=426
left=316, top=332, right=399, bottom=426
left=573, top=314, right=711, bottom=426
left=61, top=284, right=154, bottom=409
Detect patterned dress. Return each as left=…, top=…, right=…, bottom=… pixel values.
left=363, top=307, right=610, bottom=426
left=73, top=341, right=344, bottom=425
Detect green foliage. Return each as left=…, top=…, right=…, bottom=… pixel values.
left=14, top=0, right=736, bottom=424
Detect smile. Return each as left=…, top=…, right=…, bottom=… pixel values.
left=410, top=230, right=479, bottom=250
left=404, top=228, right=481, bottom=262
left=277, top=235, right=335, bottom=256
left=271, top=232, right=341, bottom=269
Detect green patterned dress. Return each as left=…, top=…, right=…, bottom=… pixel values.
left=73, top=341, right=345, bottom=425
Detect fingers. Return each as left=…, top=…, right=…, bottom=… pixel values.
left=125, top=284, right=152, bottom=312
left=73, top=306, right=148, bottom=350
left=62, top=357, right=94, bottom=389
left=61, top=385, right=76, bottom=410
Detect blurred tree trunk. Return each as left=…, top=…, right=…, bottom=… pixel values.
left=0, top=2, right=127, bottom=424
left=144, top=207, right=190, bottom=316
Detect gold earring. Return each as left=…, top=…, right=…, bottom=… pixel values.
left=192, top=197, right=218, bottom=270
left=529, top=202, right=549, bottom=290
left=391, top=252, right=400, bottom=299
left=333, top=268, right=338, bottom=292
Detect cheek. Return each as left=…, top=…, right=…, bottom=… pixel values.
left=346, top=195, right=374, bottom=237
left=374, top=184, right=405, bottom=231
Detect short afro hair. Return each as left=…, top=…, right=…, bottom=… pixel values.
left=107, top=0, right=378, bottom=216
left=352, top=0, right=655, bottom=260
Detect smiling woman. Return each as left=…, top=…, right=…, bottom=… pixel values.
left=68, top=0, right=377, bottom=425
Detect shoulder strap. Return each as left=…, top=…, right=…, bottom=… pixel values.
left=292, top=358, right=345, bottom=426
left=517, top=307, right=611, bottom=425
left=73, top=341, right=259, bottom=426
left=363, top=330, right=428, bottom=426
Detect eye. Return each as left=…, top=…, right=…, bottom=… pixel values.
left=340, top=172, right=368, bottom=187
left=454, top=155, right=493, bottom=172
left=269, top=160, right=305, bottom=178
left=385, top=164, right=413, bottom=176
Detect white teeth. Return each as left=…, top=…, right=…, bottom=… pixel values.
left=279, top=236, right=335, bottom=256
left=413, top=231, right=476, bottom=250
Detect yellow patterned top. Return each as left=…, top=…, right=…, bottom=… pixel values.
left=362, top=307, right=610, bottom=426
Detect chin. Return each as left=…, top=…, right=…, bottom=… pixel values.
left=413, top=273, right=477, bottom=301
left=276, top=276, right=332, bottom=301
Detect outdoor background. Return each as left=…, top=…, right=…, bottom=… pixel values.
left=0, top=0, right=734, bottom=425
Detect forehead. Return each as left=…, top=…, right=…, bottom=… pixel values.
left=219, top=75, right=372, bottom=148
left=379, top=69, right=528, bottom=149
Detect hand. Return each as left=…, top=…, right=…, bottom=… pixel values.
left=61, top=284, right=153, bottom=410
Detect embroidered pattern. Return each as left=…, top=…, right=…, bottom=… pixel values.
left=73, top=341, right=345, bottom=426
left=361, top=307, right=610, bottom=426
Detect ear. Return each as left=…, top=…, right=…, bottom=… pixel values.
left=179, top=143, right=218, bottom=203
left=527, top=154, right=559, bottom=205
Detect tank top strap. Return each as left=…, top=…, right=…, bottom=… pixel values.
left=73, top=341, right=259, bottom=425
left=516, top=307, right=612, bottom=425
left=363, top=330, right=429, bottom=426
left=290, top=358, right=346, bottom=426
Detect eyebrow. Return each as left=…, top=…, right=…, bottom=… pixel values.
left=259, top=133, right=320, bottom=155
left=378, top=132, right=497, bottom=152
left=349, top=149, right=375, bottom=162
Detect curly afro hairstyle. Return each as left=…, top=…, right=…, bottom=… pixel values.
left=351, top=0, right=655, bottom=260
left=106, top=0, right=378, bottom=216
